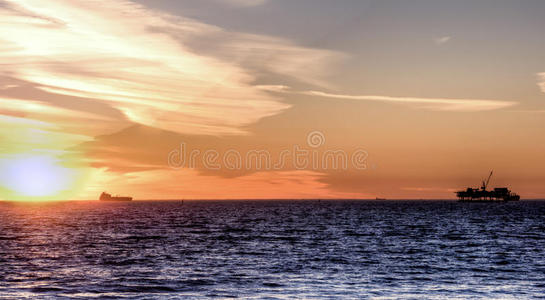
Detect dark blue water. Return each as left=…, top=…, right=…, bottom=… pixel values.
left=0, top=200, right=544, bottom=299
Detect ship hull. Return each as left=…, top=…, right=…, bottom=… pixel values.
left=100, top=197, right=132, bottom=202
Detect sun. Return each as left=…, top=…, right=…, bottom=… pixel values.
left=0, top=153, right=84, bottom=201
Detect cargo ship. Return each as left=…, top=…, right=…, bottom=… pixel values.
left=455, top=171, right=520, bottom=202
left=99, top=192, right=132, bottom=201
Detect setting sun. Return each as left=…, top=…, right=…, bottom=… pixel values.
left=0, top=153, right=83, bottom=201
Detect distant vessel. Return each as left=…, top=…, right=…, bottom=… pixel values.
left=455, top=171, right=520, bottom=202
left=99, top=192, right=132, bottom=201
left=376, top=197, right=386, bottom=200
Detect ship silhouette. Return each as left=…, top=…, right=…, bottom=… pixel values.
left=455, top=171, right=520, bottom=202
left=99, top=192, right=132, bottom=201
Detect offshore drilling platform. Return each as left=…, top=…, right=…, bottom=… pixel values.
left=455, top=171, right=520, bottom=202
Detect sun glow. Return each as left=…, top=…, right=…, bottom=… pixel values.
left=0, top=153, right=85, bottom=201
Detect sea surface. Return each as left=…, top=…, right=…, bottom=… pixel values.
left=0, top=200, right=544, bottom=299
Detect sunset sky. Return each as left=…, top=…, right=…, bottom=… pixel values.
left=1, top=0, right=544, bottom=200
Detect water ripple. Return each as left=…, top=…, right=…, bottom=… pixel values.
left=0, top=200, right=544, bottom=298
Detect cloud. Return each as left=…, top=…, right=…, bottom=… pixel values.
left=434, top=36, right=451, bottom=45
left=254, top=86, right=516, bottom=112
left=401, top=187, right=456, bottom=192
left=0, top=0, right=340, bottom=136
left=301, top=90, right=517, bottom=112
left=216, top=0, right=267, bottom=7
left=538, top=72, right=545, bottom=93
left=0, top=0, right=349, bottom=200
left=78, top=168, right=366, bottom=200
left=153, top=22, right=344, bottom=89
left=0, top=97, right=108, bottom=121
left=255, top=85, right=291, bottom=92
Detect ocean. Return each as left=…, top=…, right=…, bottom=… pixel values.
left=0, top=200, right=544, bottom=299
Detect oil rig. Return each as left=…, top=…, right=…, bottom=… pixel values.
left=455, top=171, right=520, bottom=202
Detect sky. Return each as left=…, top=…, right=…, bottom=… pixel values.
left=0, top=0, right=544, bottom=200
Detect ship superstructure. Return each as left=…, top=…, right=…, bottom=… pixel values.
left=99, top=192, right=133, bottom=201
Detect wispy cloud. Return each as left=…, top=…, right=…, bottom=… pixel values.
left=0, top=98, right=108, bottom=121
left=156, top=24, right=344, bottom=89
left=255, top=85, right=291, bottom=92
left=301, top=91, right=517, bottom=112
left=255, top=86, right=516, bottom=112
left=0, top=0, right=340, bottom=136
left=402, top=187, right=456, bottom=192
left=538, top=72, right=545, bottom=93
left=216, top=0, right=267, bottom=7
left=434, top=36, right=451, bottom=45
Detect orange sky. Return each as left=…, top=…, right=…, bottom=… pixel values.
left=1, top=0, right=544, bottom=200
